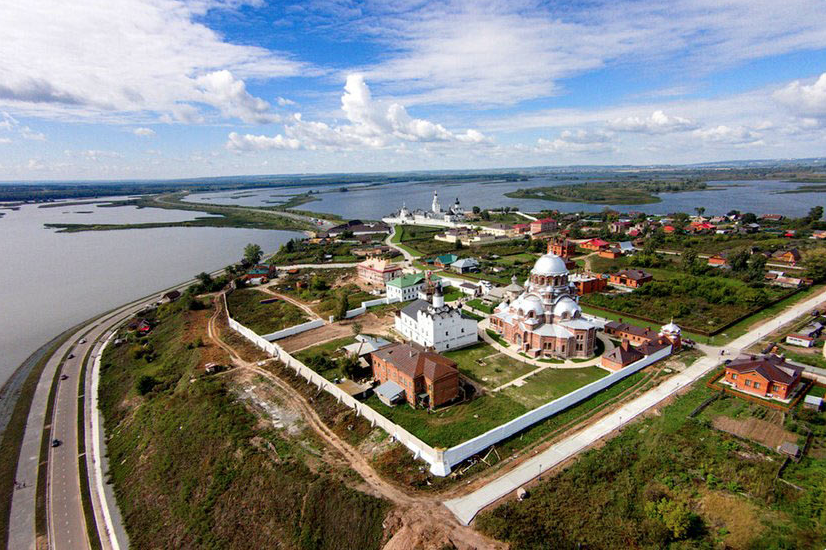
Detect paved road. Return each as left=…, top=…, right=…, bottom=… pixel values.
left=385, top=227, right=415, bottom=265
left=444, top=286, right=826, bottom=525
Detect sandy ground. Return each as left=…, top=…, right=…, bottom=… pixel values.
left=278, top=313, right=394, bottom=353
left=712, top=415, right=797, bottom=449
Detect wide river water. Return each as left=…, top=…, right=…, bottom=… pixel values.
left=184, top=178, right=824, bottom=219
left=0, top=200, right=301, bottom=389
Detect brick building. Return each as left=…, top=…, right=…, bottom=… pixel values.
left=357, top=257, right=402, bottom=288
left=609, top=269, right=652, bottom=288
left=723, top=355, right=804, bottom=400
left=370, top=342, right=460, bottom=408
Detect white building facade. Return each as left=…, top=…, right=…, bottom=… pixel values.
left=395, top=286, right=478, bottom=352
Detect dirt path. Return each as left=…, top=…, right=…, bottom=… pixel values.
left=259, top=286, right=322, bottom=320
left=208, top=293, right=503, bottom=550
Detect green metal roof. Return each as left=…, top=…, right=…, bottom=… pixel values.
left=386, top=272, right=426, bottom=289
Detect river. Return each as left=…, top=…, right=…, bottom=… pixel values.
left=0, top=200, right=301, bottom=389
left=183, top=178, right=824, bottom=219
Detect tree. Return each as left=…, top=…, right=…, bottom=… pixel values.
left=747, top=253, right=767, bottom=281
left=196, top=272, right=213, bottom=288
left=741, top=212, right=757, bottom=224
left=472, top=206, right=481, bottom=214
left=480, top=210, right=490, bottom=221
left=694, top=206, right=705, bottom=217
left=337, top=292, right=350, bottom=320
left=341, top=355, right=362, bottom=380
left=809, top=206, right=824, bottom=224
left=729, top=249, right=750, bottom=272
left=681, top=249, right=698, bottom=271
left=804, top=248, right=826, bottom=282
left=351, top=322, right=363, bottom=336
left=135, top=375, right=159, bottom=396
left=645, top=498, right=693, bottom=540
left=284, top=239, right=296, bottom=253
left=243, top=243, right=263, bottom=265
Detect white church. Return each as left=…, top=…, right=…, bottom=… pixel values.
left=394, top=284, right=478, bottom=352
left=383, top=191, right=468, bottom=228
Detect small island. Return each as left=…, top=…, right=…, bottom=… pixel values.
left=505, top=180, right=709, bottom=204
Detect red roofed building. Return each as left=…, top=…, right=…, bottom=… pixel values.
left=581, top=238, right=610, bottom=251
left=609, top=269, right=653, bottom=288
left=370, top=342, right=460, bottom=408
left=530, top=217, right=558, bottom=235
left=723, top=355, right=804, bottom=400
left=663, top=225, right=676, bottom=233
left=513, top=223, right=531, bottom=235
left=549, top=238, right=576, bottom=259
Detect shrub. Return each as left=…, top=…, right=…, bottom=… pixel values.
left=135, top=375, right=159, bottom=396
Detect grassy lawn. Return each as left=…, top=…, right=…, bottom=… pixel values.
left=467, top=299, right=494, bottom=314
left=294, top=336, right=358, bottom=381
left=502, top=366, right=609, bottom=408
left=496, top=253, right=537, bottom=266
left=486, top=328, right=508, bottom=346
left=443, top=343, right=536, bottom=388
left=442, top=287, right=463, bottom=302
left=477, top=372, right=826, bottom=550
left=226, top=288, right=309, bottom=335
left=366, top=393, right=528, bottom=448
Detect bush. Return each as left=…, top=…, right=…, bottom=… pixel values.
left=135, top=375, right=159, bottom=396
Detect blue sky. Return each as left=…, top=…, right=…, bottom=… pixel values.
left=2, top=0, right=826, bottom=181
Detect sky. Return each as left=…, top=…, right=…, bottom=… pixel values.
left=2, top=0, right=826, bottom=181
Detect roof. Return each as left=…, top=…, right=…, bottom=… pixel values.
left=533, top=217, right=556, bottom=223
left=436, top=253, right=459, bottom=264
left=604, top=343, right=644, bottom=365
left=374, top=380, right=405, bottom=401
left=452, top=258, right=480, bottom=268
left=336, top=379, right=370, bottom=396
left=400, top=299, right=430, bottom=319
left=805, top=395, right=823, bottom=405
left=614, top=269, right=651, bottom=281
left=605, top=321, right=657, bottom=339
left=726, top=355, right=804, bottom=386
left=358, top=257, right=401, bottom=273
left=386, top=272, right=425, bottom=289
left=343, top=335, right=391, bottom=356
left=586, top=238, right=610, bottom=246
left=779, top=442, right=800, bottom=456
left=371, top=342, right=458, bottom=382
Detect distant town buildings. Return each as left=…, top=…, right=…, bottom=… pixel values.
left=383, top=191, right=467, bottom=227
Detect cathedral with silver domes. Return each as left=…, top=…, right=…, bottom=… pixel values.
left=489, top=246, right=597, bottom=359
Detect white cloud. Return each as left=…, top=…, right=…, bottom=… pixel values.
left=0, top=0, right=307, bottom=123
left=194, top=70, right=280, bottom=124
left=0, top=138, right=11, bottom=144
left=27, top=159, right=44, bottom=170
left=133, top=127, right=155, bottom=137
left=225, top=131, right=300, bottom=152
left=693, top=125, right=763, bottom=146
left=322, top=0, right=826, bottom=107
left=535, top=129, right=615, bottom=154
left=276, top=96, right=296, bottom=106
left=774, top=72, right=826, bottom=118
left=20, top=126, right=45, bottom=141
left=227, top=75, right=489, bottom=152
left=609, top=110, right=697, bottom=134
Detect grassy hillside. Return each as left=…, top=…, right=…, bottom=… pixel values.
left=99, top=298, right=388, bottom=550
left=226, top=288, right=309, bottom=335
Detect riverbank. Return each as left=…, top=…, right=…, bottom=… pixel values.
left=504, top=180, right=714, bottom=204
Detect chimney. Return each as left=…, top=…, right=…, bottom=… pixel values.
left=621, top=339, right=630, bottom=351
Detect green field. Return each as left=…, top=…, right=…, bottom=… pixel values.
left=477, top=373, right=826, bottom=549
left=226, top=288, right=309, bottom=335
left=505, top=180, right=709, bottom=205
left=502, top=366, right=609, bottom=408
left=443, top=343, right=536, bottom=388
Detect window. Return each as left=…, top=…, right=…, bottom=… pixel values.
left=745, top=379, right=752, bottom=387
left=731, top=373, right=738, bottom=380
left=754, top=382, right=760, bottom=389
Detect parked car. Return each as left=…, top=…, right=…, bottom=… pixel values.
left=79, top=339, right=87, bottom=344
left=67, top=353, right=75, bottom=359
left=60, top=374, right=68, bottom=380
left=51, top=439, right=61, bottom=448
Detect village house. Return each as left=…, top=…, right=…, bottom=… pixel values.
left=569, top=272, right=608, bottom=295
left=772, top=248, right=802, bottom=265
left=530, top=217, right=558, bottom=235
left=761, top=214, right=785, bottom=222
left=601, top=340, right=644, bottom=371
left=599, top=246, right=623, bottom=259
left=786, top=322, right=823, bottom=347
left=609, top=220, right=631, bottom=233
left=601, top=322, right=681, bottom=370
left=352, top=245, right=393, bottom=257
left=483, top=223, right=518, bottom=237
left=812, top=230, right=826, bottom=240
left=513, top=223, right=531, bottom=235
left=451, top=257, right=480, bottom=273
left=483, top=275, right=525, bottom=305
left=603, top=320, right=658, bottom=346
left=550, top=237, right=577, bottom=258
left=581, top=238, right=610, bottom=252
left=707, top=252, right=728, bottom=267
left=609, top=269, right=653, bottom=288
left=723, top=354, right=804, bottom=400
left=356, top=257, right=402, bottom=288
left=160, top=290, right=181, bottom=303
left=326, top=219, right=391, bottom=237
left=433, top=253, right=459, bottom=268
left=370, top=342, right=460, bottom=408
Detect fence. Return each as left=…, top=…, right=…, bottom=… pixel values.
left=226, top=292, right=672, bottom=476
left=441, top=345, right=672, bottom=468
left=344, top=296, right=401, bottom=319
left=261, top=319, right=325, bottom=341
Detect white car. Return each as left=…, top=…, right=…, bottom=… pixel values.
left=79, top=339, right=87, bottom=344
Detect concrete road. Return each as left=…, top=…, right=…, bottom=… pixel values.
left=444, top=287, right=826, bottom=525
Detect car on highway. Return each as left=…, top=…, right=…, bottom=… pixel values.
left=79, top=338, right=87, bottom=344
left=51, top=439, right=61, bottom=448
left=67, top=353, right=75, bottom=359
left=60, top=374, right=68, bottom=380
